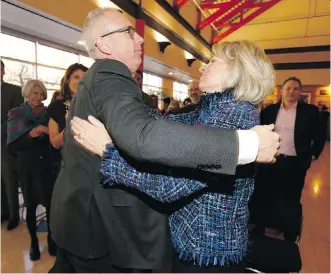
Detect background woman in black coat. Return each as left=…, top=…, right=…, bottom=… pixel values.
left=7, top=80, right=56, bottom=261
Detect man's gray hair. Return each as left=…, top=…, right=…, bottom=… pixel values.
left=22, top=80, right=47, bottom=100
left=81, top=7, right=119, bottom=59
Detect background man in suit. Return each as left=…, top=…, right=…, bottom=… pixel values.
left=1, top=60, right=24, bottom=230
left=133, top=69, right=153, bottom=108
left=50, top=8, right=280, bottom=272
left=252, top=77, right=326, bottom=241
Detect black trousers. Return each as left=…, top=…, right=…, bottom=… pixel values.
left=49, top=248, right=133, bottom=273
left=172, top=255, right=245, bottom=273
left=262, top=155, right=308, bottom=203
left=1, top=144, right=19, bottom=221
left=251, top=155, right=309, bottom=241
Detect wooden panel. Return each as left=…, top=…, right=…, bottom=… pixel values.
left=268, top=51, right=330, bottom=63
left=275, top=69, right=330, bottom=85
left=250, top=0, right=311, bottom=23
left=224, top=19, right=309, bottom=42
left=315, top=0, right=331, bottom=15
left=307, top=16, right=331, bottom=36
left=201, top=25, right=212, bottom=44
left=258, top=36, right=330, bottom=50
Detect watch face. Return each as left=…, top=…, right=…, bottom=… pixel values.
left=64, top=100, right=71, bottom=110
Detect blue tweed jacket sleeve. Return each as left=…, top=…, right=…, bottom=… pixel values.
left=100, top=107, right=206, bottom=203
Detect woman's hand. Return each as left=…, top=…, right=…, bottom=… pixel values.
left=29, top=127, right=42, bottom=138
left=71, top=115, right=113, bottom=157
left=36, top=125, right=49, bottom=135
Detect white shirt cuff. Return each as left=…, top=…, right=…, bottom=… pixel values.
left=237, top=130, right=259, bottom=165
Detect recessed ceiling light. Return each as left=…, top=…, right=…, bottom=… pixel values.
left=77, top=41, right=85, bottom=45
left=188, top=79, right=193, bottom=82
left=168, top=72, right=174, bottom=75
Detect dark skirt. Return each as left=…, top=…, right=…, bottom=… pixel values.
left=19, top=163, right=56, bottom=207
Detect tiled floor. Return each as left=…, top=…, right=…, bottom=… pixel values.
left=1, top=142, right=330, bottom=273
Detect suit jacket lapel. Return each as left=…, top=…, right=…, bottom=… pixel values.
left=272, top=101, right=281, bottom=124
left=294, top=101, right=304, bottom=140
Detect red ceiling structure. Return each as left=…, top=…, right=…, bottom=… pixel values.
left=173, top=0, right=282, bottom=44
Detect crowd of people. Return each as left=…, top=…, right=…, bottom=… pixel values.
left=0, top=6, right=328, bottom=273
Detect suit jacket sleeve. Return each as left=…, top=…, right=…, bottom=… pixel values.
left=12, top=87, right=24, bottom=109
left=92, top=63, right=239, bottom=175
left=311, top=106, right=326, bottom=159
left=1, top=85, right=23, bottom=140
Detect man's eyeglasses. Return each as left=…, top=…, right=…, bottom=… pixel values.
left=101, top=26, right=136, bottom=39
left=189, top=88, right=200, bottom=92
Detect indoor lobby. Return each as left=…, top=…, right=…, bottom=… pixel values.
left=1, top=0, right=330, bottom=273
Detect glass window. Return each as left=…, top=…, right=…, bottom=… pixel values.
left=37, top=65, right=65, bottom=89
left=37, top=44, right=78, bottom=69
left=79, top=55, right=95, bottom=68
left=1, top=33, right=36, bottom=62
left=2, top=59, right=36, bottom=87
left=143, top=73, right=163, bottom=88
left=142, top=73, right=164, bottom=108
left=173, top=82, right=188, bottom=102
left=43, top=90, right=57, bottom=106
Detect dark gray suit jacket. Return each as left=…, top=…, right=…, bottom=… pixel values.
left=50, top=60, right=238, bottom=269
left=1, top=82, right=23, bottom=137
left=1, top=82, right=23, bottom=162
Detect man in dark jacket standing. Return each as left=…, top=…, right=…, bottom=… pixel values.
left=1, top=60, right=24, bottom=229
left=50, top=8, right=280, bottom=273
left=252, top=77, right=326, bottom=241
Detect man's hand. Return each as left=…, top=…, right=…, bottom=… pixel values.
left=251, top=124, right=280, bottom=164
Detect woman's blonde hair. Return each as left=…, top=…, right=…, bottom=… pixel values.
left=22, top=80, right=47, bottom=100
left=212, top=40, right=275, bottom=104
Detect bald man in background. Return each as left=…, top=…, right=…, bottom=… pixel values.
left=170, top=80, right=202, bottom=114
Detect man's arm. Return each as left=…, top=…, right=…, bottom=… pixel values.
left=93, top=70, right=238, bottom=175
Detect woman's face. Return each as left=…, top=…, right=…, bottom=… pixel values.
left=27, top=86, right=44, bottom=108
left=68, top=69, right=85, bottom=94
left=56, top=94, right=64, bottom=101
left=199, top=56, right=228, bottom=93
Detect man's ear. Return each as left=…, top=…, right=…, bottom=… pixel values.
left=96, top=38, right=113, bottom=56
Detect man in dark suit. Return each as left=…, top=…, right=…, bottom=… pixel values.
left=133, top=69, right=153, bottom=108
left=1, top=60, right=24, bottom=230
left=50, top=8, right=280, bottom=273
left=252, top=77, right=326, bottom=241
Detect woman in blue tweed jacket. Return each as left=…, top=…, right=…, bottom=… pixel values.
left=71, top=40, right=275, bottom=272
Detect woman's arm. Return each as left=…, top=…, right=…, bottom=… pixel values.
left=146, top=106, right=199, bottom=125
left=101, top=143, right=206, bottom=203
left=49, top=118, right=64, bottom=149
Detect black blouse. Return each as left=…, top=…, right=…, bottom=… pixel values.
left=47, top=100, right=68, bottom=166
